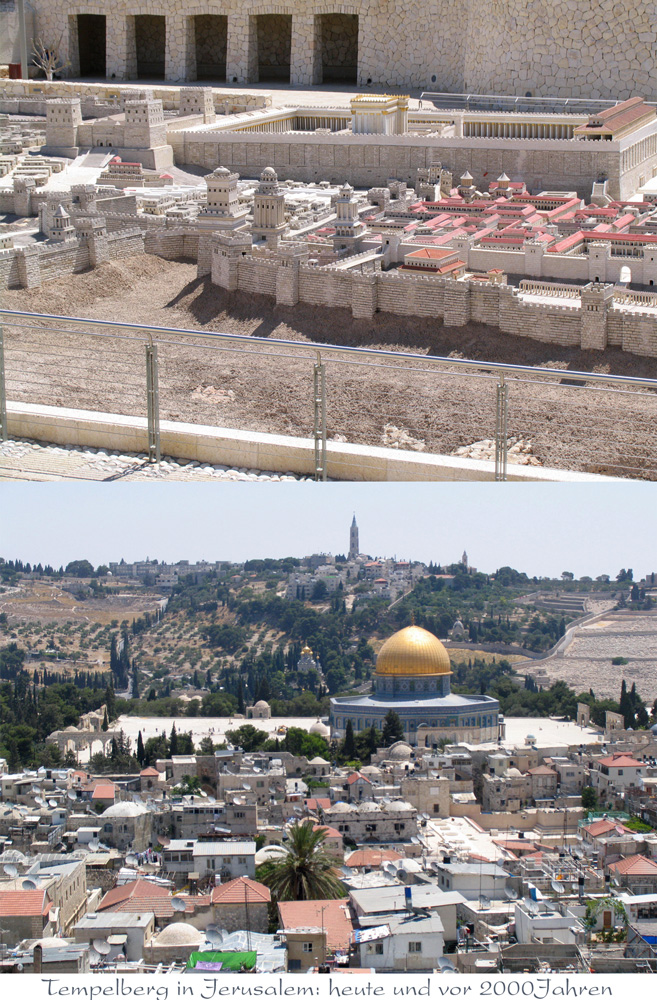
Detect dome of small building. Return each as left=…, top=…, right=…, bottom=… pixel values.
left=387, top=741, right=412, bottom=760
left=330, top=801, right=354, bottom=813
left=254, top=700, right=269, bottom=709
left=213, top=166, right=230, bottom=176
left=375, top=625, right=451, bottom=676
left=309, top=719, right=330, bottom=737
left=255, top=845, right=286, bottom=865
left=261, top=166, right=277, bottom=178
left=102, top=801, right=148, bottom=817
left=155, top=922, right=204, bottom=946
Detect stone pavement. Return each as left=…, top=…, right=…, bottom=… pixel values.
left=0, top=437, right=308, bottom=482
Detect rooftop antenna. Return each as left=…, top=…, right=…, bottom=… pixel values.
left=171, top=896, right=187, bottom=912
left=3, top=864, right=18, bottom=877
left=92, top=939, right=111, bottom=956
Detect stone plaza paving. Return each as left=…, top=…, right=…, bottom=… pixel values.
left=0, top=437, right=307, bottom=482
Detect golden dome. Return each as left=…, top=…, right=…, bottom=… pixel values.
left=375, top=625, right=451, bottom=676
left=301, top=645, right=313, bottom=655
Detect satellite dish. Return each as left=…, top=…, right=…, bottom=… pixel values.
left=68, top=791, right=78, bottom=801
left=35, top=797, right=45, bottom=807
left=171, top=896, right=187, bottom=912
left=3, top=864, right=18, bottom=877
left=479, top=896, right=490, bottom=909
left=93, top=939, right=111, bottom=955
left=48, top=799, right=58, bottom=809
left=22, top=878, right=38, bottom=890
left=32, top=786, right=41, bottom=795
left=551, top=880, right=565, bottom=895
left=504, top=887, right=518, bottom=901
left=89, top=951, right=102, bottom=967
left=206, top=926, right=224, bottom=946
left=125, top=854, right=139, bottom=867
left=157, top=836, right=170, bottom=847
left=88, top=842, right=100, bottom=853
left=199, top=790, right=208, bottom=798
left=526, top=899, right=540, bottom=915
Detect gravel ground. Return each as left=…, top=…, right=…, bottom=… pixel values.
left=0, top=437, right=307, bottom=482
left=5, top=255, right=657, bottom=478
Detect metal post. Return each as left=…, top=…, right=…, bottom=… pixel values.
left=145, top=339, right=160, bottom=465
left=17, top=0, right=29, bottom=80
left=313, top=354, right=327, bottom=482
left=494, top=374, right=508, bottom=482
left=0, top=325, right=7, bottom=442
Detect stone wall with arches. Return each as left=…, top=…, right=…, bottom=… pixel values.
left=26, top=0, right=656, bottom=97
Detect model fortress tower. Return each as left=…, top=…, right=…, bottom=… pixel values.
left=44, top=99, right=83, bottom=157
left=197, top=167, right=249, bottom=232
left=332, top=183, right=366, bottom=252
left=251, top=167, right=287, bottom=248
left=349, top=514, right=359, bottom=561
left=123, top=92, right=167, bottom=151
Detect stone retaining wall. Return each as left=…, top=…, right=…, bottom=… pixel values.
left=14, top=0, right=657, bottom=99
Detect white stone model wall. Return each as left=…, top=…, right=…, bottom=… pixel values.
left=26, top=0, right=656, bottom=97
left=209, top=240, right=657, bottom=357
left=0, top=228, right=143, bottom=289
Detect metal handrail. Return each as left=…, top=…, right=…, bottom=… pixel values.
left=2, top=309, right=657, bottom=390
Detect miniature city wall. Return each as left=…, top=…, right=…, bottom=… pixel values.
left=210, top=238, right=657, bottom=357
left=0, top=79, right=270, bottom=113
left=14, top=0, right=657, bottom=101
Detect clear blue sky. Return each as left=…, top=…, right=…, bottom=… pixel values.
left=0, top=482, right=654, bottom=579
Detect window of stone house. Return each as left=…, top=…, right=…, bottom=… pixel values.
left=375, top=942, right=384, bottom=954
left=408, top=941, right=422, bottom=953
left=223, top=857, right=231, bottom=864
left=618, top=770, right=623, bottom=775
left=302, top=942, right=313, bottom=953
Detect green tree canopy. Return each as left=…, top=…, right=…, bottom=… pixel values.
left=257, top=821, right=346, bottom=902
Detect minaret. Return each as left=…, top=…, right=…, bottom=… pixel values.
left=462, top=550, right=468, bottom=568
left=349, top=514, right=359, bottom=561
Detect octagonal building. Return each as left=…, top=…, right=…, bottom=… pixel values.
left=330, top=624, right=501, bottom=746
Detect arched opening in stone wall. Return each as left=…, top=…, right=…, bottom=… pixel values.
left=318, top=14, right=358, bottom=83
left=77, top=15, right=106, bottom=77
left=194, top=15, right=227, bottom=80
left=256, top=14, right=292, bottom=82
left=135, top=14, right=166, bottom=79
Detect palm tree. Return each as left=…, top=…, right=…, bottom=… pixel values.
left=257, top=821, right=346, bottom=901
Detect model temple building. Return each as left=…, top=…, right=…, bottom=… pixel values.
left=330, top=623, right=500, bottom=745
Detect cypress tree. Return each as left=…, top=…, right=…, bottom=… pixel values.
left=343, top=720, right=356, bottom=759
left=382, top=709, right=404, bottom=746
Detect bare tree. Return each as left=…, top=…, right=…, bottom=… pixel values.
left=31, top=36, right=70, bottom=81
